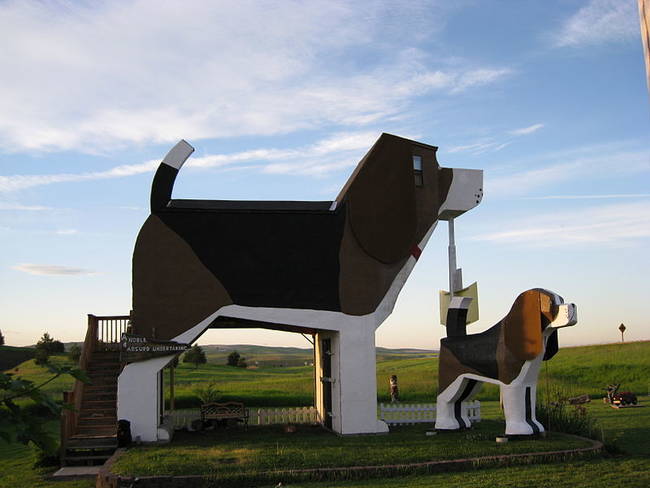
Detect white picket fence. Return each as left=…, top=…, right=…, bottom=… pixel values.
left=256, top=406, right=319, bottom=425
left=170, top=402, right=480, bottom=429
left=379, top=401, right=481, bottom=425
left=168, top=406, right=319, bottom=429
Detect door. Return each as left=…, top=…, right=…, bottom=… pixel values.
left=320, top=338, right=333, bottom=429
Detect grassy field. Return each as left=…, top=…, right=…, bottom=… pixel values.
left=201, top=345, right=436, bottom=368
left=1, top=341, right=649, bottom=487
left=167, top=340, right=650, bottom=408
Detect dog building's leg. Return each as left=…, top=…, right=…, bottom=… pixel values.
left=501, top=382, right=544, bottom=436
left=436, top=376, right=482, bottom=430
left=314, top=321, right=389, bottom=434
left=501, top=353, right=546, bottom=436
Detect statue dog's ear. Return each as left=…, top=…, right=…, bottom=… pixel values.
left=347, top=134, right=417, bottom=264
left=503, top=290, right=545, bottom=361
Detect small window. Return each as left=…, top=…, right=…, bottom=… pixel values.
left=413, top=155, right=423, bottom=186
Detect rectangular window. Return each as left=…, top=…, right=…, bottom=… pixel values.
left=413, top=155, right=423, bottom=186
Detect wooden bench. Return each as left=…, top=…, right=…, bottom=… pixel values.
left=200, top=401, right=249, bottom=428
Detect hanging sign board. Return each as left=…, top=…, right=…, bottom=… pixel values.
left=120, top=333, right=190, bottom=364
left=439, top=281, right=479, bottom=326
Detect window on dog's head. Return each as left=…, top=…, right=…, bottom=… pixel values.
left=413, top=155, right=423, bottom=187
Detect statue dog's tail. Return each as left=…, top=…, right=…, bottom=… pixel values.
left=150, top=140, right=194, bottom=212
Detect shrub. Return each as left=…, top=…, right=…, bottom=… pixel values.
left=68, top=344, right=81, bottom=363
left=34, top=348, right=49, bottom=365
left=193, top=382, right=221, bottom=404
left=538, top=387, right=598, bottom=439
left=183, top=345, right=207, bottom=368
left=227, top=351, right=241, bottom=367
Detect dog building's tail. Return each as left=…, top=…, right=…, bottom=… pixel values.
left=150, top=140, right=195, bottom=212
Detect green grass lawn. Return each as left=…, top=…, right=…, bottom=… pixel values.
left=0, top=421, right=94, bottom=488
left=2, top=342, right=649, bottom=487
left=111, top=421, right=591, bottom=478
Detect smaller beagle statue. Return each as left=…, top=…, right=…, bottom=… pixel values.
left=435, top=289, right=577, bottom=436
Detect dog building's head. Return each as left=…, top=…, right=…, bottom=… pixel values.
left=503, top=289, right=577, bottom=361
left=335, top=133, right=483, bottom=265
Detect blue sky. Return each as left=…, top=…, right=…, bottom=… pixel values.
left=1, top=0, right=648, bottom=349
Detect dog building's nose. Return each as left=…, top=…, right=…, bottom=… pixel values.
left=552, top=303, right=577, bottom=328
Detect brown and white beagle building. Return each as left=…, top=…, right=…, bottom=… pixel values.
left=118, top=133, right=483, bottom=441
left=435, top=288, right=577, bottom=435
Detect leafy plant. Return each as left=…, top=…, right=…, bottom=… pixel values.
left=0, top=363, right=89, bottom=454
left=34, top=348, right=49, bottom=366
left=538, top=386, right=598, bottom=439
left=68, top=344, right=81, bottom=363
left=193, top=382, right=221, bottom=404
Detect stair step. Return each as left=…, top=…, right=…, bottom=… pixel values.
left=79, top=408, right=115, bottom=416
left=66, top=438, right=118, bottom=449
left=78, top=419, right=116, bottom=427
left=82, top=392, right=116, bottom=400
left=79, top=412, right=117, bottom=425
left=84, top=387, right=117, bottom=394
left=69, top=433, right=117, bottom=441
left=75, top=428, right=117, bottom=437
left=64, top=454, right=113, bottom=461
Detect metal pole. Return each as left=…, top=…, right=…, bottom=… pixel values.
left=448, top=219, right=457, bottom=297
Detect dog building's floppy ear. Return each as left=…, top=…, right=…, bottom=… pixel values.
left=347, top=134, right=416, bottom=264
left=503, top=289, right=545, bottom=360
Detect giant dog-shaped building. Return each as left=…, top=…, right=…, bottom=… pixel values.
left=118, top=133, right=483, bottom=441
left=436, top=289, right=577, bottom=435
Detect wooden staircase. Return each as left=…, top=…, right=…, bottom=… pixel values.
left=61, top=315, right=129, bottom=466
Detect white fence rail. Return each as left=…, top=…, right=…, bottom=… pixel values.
left=170, top=402, right=480, bottom=429
left=379, top=401, right=481, bottom=425
left=257, top=406, right=319, bottom=425
left=168, top=406, right=319, bottom=429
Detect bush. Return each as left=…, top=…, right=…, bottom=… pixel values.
left=183, top=345, right=207, bottom=368
left=227, top=351, right=241, bottom=367
left=68, top=344, right=81, bottom=363
left=538, top=387, right=598, bottom=439
left=34, top=348, right=49, bottom=365
left=193, top=382, right=221, bottom=404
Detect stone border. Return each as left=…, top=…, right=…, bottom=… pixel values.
left=97, top=434, right=603, bottom=488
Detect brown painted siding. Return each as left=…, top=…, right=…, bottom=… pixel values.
left=132, top=215, right=232, bottom=340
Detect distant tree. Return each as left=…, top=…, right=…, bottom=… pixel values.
left=183, top=345, right=206, bottom=369
left=227, top=351, right=241, bottom=367
left=36, top=332, right=64, bottom=355
left=237, top=357, right=248, bottom=369
left=0, top=329, right=4, bottom=346
left=34, top=348, right=49, bottom=366
left=68, top=344, right=81, bottom=363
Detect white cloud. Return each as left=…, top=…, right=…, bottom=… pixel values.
left=523, top=193, right=650, bottom=200
left=0, top=0, right=510, bottom=153
left=0, top=202, right=51, bottom=210
left=552, top=0, right=639, bottom=47
left=12, top=263, right=97, bottom=276
left=55, top=229, right=78, bottom=235
left=472, top=201, right=650, bottom=247
left=0, top=130, right=379, bottom=192
left=508, top=123, right=544, bottom=136
left=448, top=140, right=508, bottom=154
left=487, top=143, right=650, bottom=196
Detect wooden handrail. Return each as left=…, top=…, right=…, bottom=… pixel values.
left=60, top=313, right=129, bottom=462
